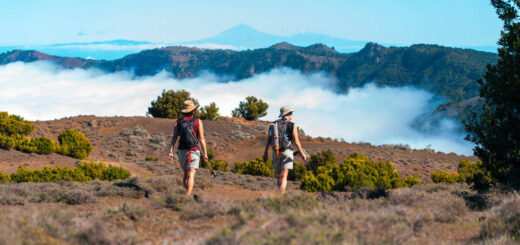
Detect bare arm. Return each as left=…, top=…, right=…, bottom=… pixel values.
left=198, top=120, right=209, bottom=161
left=168, top=120, right=178, bottom=161
left=293, top=124, right=307, bottom=161
left=263, top=126, right=271, bottom=162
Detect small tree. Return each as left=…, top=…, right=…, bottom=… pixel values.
left=231, top=96, right=268, bottom=120
left=465, top=0, right=520, bottom=189
left=148, top=90, right=199, bottom=118
left=58, top=129, right=92, bottom=160
left=199, top=102, right=220, bottom=121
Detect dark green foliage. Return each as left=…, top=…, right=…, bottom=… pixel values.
left=58, top=129, right=92, bottom=160
left=0, top=171, right=9, bottom=183
left=308, top=149, right=336, bottom=173
left=5, top=162, right=131, bottom=183
left=201, top=160, right=229, bottom=172
left=0, top=134, right=17, bottom=150
left=431, top=171, right=460, bottom=184
left=148, top=90, right=199, bottom=119
left=199, top=102, right=220, bottom=121
left=102, top=166, right=131, bottom=181
left=232, top=157, right=274, bottom=177
left=145, top=156, right=158, bottom=161
left=231, top=96, right=268, bottom=120
left=300, top=151, right=419, bottom=192
left=465, top=0, right=520, bottom=189
left=16, top=137, right=56, bottom=154
left=288, top=161, right=307, bottom=181
left=0, top=112, right=34, bottom=136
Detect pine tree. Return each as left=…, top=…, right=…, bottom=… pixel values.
left=465, top=0, right=520, bottom=188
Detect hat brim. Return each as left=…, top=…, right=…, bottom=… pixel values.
left=279, top=110, right=294, bottom=118
left=181, top=105, right=199, bottom=113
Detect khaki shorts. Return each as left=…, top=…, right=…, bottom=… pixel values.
left=178, top=150, right=200, bottom=170
left=273, top=149, right=293, bottom=172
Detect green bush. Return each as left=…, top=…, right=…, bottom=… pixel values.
left=0, top=171, right=9, bottom=183
left=300, top=152, right=416, bottom=192
left=232, top=157, right=274, bottom=177
left=308, top=149, right=336, bottom=173
left=58, top=129, right=92, bottom=159
left=16, top=137, right=56, bottom=154
left=199, top=102, right=220, bottom=121
left=288, top=162, right=307, bottom=181
left=5, top=162, right=131, bottom=183
left=0, top=112, right=35, bottom=136
left=148, top=89, right=199, bottom=118
left=145, top=156, right=158, bottom=161
left=102, top=166, right=131, bottom=181
left=201, top=159, right=229, bottom=172
left=0, top=134, right=17, bottom=150
left=401, top=175, right=422, bottom=187
left=431, top=171, right=460, bottom=184
left=231, top=96, right=268, bottom=120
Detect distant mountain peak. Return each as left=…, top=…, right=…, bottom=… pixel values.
left=269, top=42, right=299, bottom=50
left=358, top=42, right=386, bottom=56
left=220, top=24, right=263, bottom=35
left=305, top=43, right=338, bottom=53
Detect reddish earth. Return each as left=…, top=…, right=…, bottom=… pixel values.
left=0, top=116, right=475, bottom=180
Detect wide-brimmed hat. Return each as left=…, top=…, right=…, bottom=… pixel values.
left=279, top=105, right=294, bottom=118
left=181, top=100, right=199, bottom=113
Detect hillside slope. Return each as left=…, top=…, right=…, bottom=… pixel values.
left=0, top=116, right=475, bottom=181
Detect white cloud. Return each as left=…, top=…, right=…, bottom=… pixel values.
left=0, top=61, right=473, bottom=155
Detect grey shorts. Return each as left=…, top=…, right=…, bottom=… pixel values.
left=273, top=149, right=293, bottom=172
left=177, top=150, right=200, bottom=170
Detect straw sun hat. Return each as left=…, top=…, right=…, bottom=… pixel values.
left=181, top=100, right=199, bottom=113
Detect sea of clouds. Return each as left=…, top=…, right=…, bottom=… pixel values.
left=0, top=61, right=474, bottom=155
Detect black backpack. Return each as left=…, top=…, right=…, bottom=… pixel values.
left=269, top=118, right=294, bottom=151
left=178, top=117, right=199, bottom=149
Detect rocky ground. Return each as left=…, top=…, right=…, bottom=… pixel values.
left=2, top=116, right=514, bottom=245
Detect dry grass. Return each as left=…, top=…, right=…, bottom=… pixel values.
left=0, top=171, right=519, bottom=244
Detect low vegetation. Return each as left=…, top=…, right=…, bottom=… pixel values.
left=300, top=150, right=421, bottom=192
left=0, top=162, right=130, bottom=183
left=0, top=112, right=93, bottom=159
left=232, top=157, right=274, bottom=177
left=58, top=129, right=93, bottom=160
left=430, top=160, right=494, bottom=190
left=199, top=102, right=221, bottom=121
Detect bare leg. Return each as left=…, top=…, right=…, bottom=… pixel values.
left=280, top=169, right=289, bottom=194
left=186, top=169, right=197, bottom=195
left=183, top=170, right=189, bottom=189
left=276, top=170, right=281, bottom=187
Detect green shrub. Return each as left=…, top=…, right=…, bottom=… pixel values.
left=102, top=166, right=131, bottom=181
left=16, top=137, right=56, bottom=154
left=232, top=157, right=274, bottom=177
left=0, top=134, right=16, bottom=150
left=301, top=152, right=415, bottom=192
left=431, top=171, right=460, bottom=184
left=199, top=102, right=220, bottom=121
left=5, top=162, right=131, bottom=183
left=457, top=160, right=494, bottom=190
left=145, top=156, right=158, bottom=161
left=0, top=171, right=9, bottom=183
left=401, top=175, right=422, bottom=187
left=288, top=162, right=307, bottom=181
left=207, top=147, right=215, bottom=161
left=231, top=96, right=269, bottom=120
left=201, top=159, right=229, bottom=172
left=0, top=112, right=35, bottom=136
left=148, top=89, right=199, bottom=118
left=58, top=129, right=92, bottom=159
left=308, top=149, right=336, bottom=173
left=77, top=161, right=105, bottom=180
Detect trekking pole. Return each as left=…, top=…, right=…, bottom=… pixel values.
left=203, top=155, right=217, bottom=177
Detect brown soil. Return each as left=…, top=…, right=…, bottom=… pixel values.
left=1, top=115, right=475, bottom=181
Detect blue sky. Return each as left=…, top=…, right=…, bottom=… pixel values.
left=1, top=0, right=502, bottom=46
